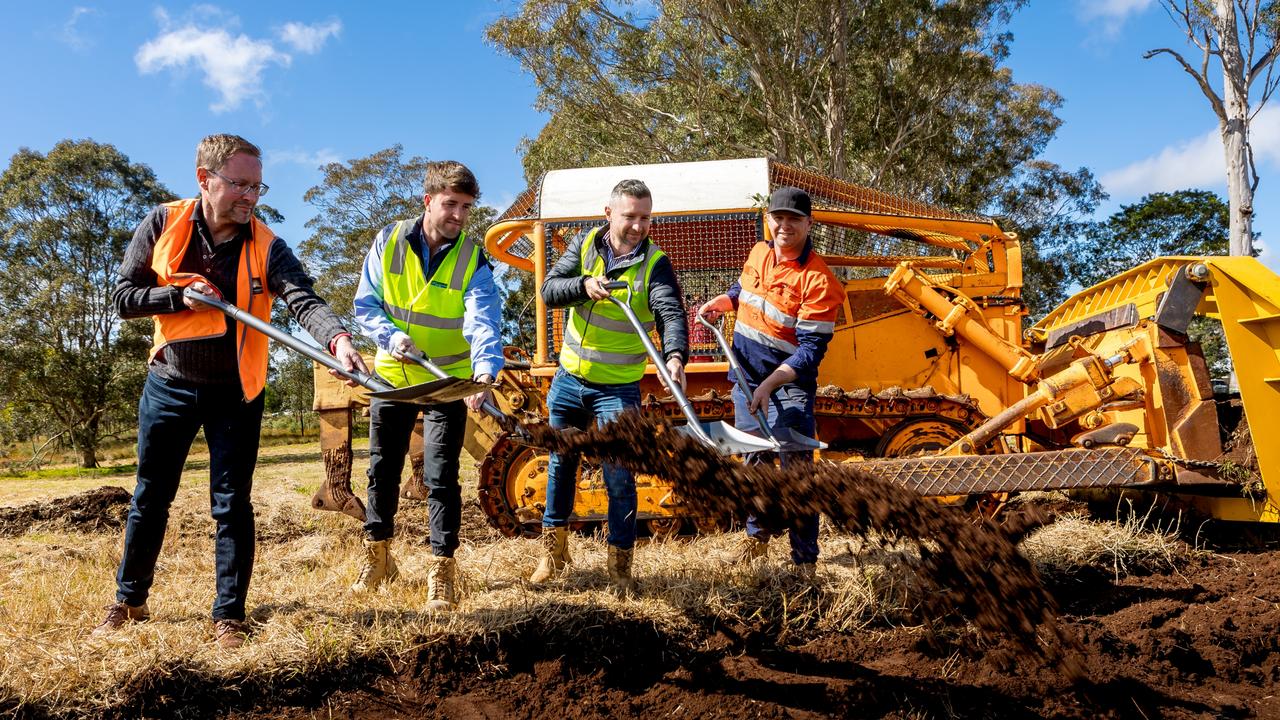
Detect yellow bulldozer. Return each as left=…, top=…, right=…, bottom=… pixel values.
left=310, top=157, right=1276, bottom=535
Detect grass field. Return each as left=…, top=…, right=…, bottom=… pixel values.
left=0, top=439, right=1188, bottom=718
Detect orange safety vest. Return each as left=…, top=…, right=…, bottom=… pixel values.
left=735, top=241, right=844, bottom=355
left=147, top=198, right=275, bottom=399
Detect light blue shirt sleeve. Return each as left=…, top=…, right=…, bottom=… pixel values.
left=464, top=262, right=505, bottom=379
left=353, top=224, right=401, bottom=351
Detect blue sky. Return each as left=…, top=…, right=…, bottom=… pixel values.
left=2, top=1, right=1277, bottom=272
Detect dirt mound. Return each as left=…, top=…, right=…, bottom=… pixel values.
left=0, top=485, right=131, bottom=537
left=530, top=414, right=1079, bottom=674
left=225, top=545, right=1280, bottom=719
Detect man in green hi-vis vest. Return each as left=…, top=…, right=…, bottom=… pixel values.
left=351, top=161, right=504, bottom=612
left=530, top=179, right=689, bottom=596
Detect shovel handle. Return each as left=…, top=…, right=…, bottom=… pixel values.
left=182, top=287, right=391, bottom=392
left=696, top=314, right=775, bottom=440
left=597, top=282, right=712, bottom=444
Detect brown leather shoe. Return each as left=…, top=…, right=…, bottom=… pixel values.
left=92, top=602, right=150, bottom=635
left=214, top=619, right=249, bottom=650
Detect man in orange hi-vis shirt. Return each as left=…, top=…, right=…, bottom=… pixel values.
left=699, top=186, right=847, bottom=576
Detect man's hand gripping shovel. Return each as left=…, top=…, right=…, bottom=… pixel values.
left=182, top=287, right=484, bottom=405
left=695, top=313, right=827, bottom=453
left=600, top=281, right=778, bottom=456
left=397, top=349, right=538, bottom=445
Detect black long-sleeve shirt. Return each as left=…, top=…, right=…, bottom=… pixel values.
left=113, top=200, right=347, bottom=387
left=541, top=226, right=688, bottom=364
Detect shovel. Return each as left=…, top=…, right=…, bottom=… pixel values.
left=400, top=349, right=536, bottom=442
left=598, top=281, right=779, bottom=455
left=182, top=287, right=480, bottom=405
left=696, top=314, right=827, bottom=452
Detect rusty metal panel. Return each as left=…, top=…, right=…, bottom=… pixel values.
left=855, top=447, right=1159, bottom=496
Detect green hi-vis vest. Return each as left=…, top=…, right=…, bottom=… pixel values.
left=374, top=220, right=480, bottom=387
left=559, top=228, right=665, bottom=385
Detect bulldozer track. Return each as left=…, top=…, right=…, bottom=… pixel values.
left=476, top=384, right=987, bottom=538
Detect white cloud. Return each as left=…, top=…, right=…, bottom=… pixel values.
left=1101, top=107, right=1280, bottom=199
left=266, top=148, right=342, bottom=169
left=60, top=6, right=97, bottom=51
left=277, top=19, right=341, bottom=54
left=135, top=8, right=341, bottom=113
left=1077, top=0, right=1156, bottom=37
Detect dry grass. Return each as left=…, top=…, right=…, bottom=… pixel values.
left=0, top=445, right=1193, bottom=717
left=1021, top=505, right=1190, bottom=579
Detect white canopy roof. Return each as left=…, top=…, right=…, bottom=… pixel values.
left=537, top=158, right=770, bottom=220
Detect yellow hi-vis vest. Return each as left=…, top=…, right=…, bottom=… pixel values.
left=373, top=220, right=480, bottom=387
left=559, top=228, right=665, bottom=385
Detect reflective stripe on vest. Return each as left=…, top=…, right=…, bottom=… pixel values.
left=373, top=220, right=479, bottom=386
left=558, top=228, right=664, bottom=384
left=148, top=198, right=275, bottom=400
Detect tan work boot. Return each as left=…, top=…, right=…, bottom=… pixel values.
left=725, top=534, right=769, bottom=565
left=528, top=527, right=571, bottom=585
left=607, top=545, right=637, bottom=597
left=425, top=556, right=457, bottom=612
left=214, top=619, right=249, bottom=650
left=351, top=538, right=399, bottom=593
left=92, top=601, right=151, bottom=635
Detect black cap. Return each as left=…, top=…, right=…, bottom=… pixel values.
left=767, top=186, right=811, bottom=217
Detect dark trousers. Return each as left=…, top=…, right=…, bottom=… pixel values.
left=364, top=397, right=467, bottom=557
left=116, top=372, right=264, bottom=621
left=733, top=382, right=820, bottom=565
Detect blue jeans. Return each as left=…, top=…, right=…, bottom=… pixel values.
left=116, top=372, right=263, bottom=621
left=543, top=368, right=641, bottom=549
left=364, top=397, right=466, bottom=557
left=734, top=382, right=820, bottom=565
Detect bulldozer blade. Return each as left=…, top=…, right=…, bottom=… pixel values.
left=367, top=376, right=489, bottom=405
left=856, top=447, right=1162, bottom=497
left=683, top=421, right=781, bottom=456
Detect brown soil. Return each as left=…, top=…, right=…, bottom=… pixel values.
left=0, top=485, right=131, bottom=537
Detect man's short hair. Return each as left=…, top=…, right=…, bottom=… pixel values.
left=196, top=134, right=261, bottom=172
left=610, top=178, right=651, bottom=205
left=423, top=160, right=480, bottom=199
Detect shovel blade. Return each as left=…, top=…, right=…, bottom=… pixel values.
left=679, top=422, right=780, bottom=456
left=368, top=377, right=489, bottom=405
left=772, top=427, right=828, bottom=452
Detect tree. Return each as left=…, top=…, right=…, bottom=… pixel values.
left=1067, top=189, right=1230, bottom=291
left=266, top=350, right=315, bottom=435
left=1146, top=0, right=1279, bottom=256
left=0, top=139, right=175, bottom=467
left=488, top=0, right=1101, bottom=313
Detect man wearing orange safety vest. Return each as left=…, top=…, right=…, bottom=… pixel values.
left=699, top=186, right=847, bottom=576
left=95, top=134, right=366, bottom=649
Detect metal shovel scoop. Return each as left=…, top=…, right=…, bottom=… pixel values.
left=696, top=314, right=827, bottom=452
left=400, top=349, right=536, bottom=443
left=182, top=287, right=477, bottom=405
left=599, top=281, right=779, bottom=455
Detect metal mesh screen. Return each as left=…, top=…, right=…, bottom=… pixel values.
left=490, top=160, right=1000, bottom=362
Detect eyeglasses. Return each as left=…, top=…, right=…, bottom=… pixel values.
left=207, top=168, right=269, bottom=197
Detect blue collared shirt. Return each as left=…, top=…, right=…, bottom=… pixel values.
left=354, top=217, right=505, bottom=379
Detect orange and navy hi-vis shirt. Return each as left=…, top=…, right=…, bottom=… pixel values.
left=727, top=239, right=846, bottom=391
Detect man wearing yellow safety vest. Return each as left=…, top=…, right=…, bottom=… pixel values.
left=97, top=134, right=367, bottom=649
left=530, top=179, right=689, bottom=596
left=351, top=161, right=503, bottom=612
left=699, top=187, right=847, bottom=577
